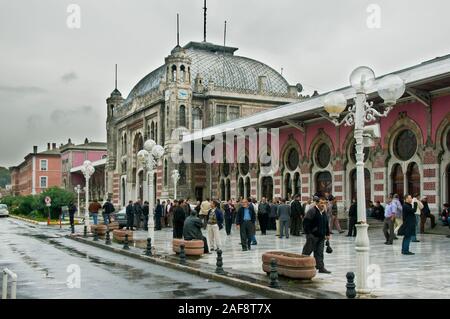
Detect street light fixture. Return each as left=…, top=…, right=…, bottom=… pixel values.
left=137, top=139, right=165, bottom=236
left=74, top=184, right=82, bottom=218
left=323, top=68, right=405, bottom=294
left=81, top=160, right=95, bottom=232
left=172, top=169, right=180, bottom=199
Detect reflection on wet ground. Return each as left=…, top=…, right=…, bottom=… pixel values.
left=0, top=218, right=264, bottom=299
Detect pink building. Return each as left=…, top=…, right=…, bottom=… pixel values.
left=60, top=138, right=107, bottom=201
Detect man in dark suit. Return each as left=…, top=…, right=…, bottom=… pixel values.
left=347, top=199, right=357, bottom=237
left=126, top=201, right=134, bottom=230
left=173, top=200, right=186, bottom=239
left=236, top=198, right=256, bottom=251
left=302, top=196, right=331, bottom=274
left=400, top=195, right=419, bottom=255
left=290, top=194, right=303, bottom=236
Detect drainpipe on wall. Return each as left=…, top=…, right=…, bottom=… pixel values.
left=31, top=156, right=36, bottom=195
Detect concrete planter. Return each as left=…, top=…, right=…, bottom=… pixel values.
left=172, top=239, right=204, bottom=256
left=107, top=222, right=120, bottom=231
left=91, top=224, right=107, bottom=236
left=112, top=229, right=134, bottom=243
left=262, top=251, right=316, bottom=280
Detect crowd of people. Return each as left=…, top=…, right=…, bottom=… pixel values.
left=66, top=191, right=450, bottom=274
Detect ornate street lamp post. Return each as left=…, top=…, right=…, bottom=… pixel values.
left=74, top=184, right=81, bottom=218
left=137, top=139, right=165, bottom=237
left=323, top=68, right=405, bottom=293
left=172, top=169, right=180, bottom=199
left=81, top=161, right=95, bottom=232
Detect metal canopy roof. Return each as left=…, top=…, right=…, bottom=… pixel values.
left=183, top=54, right=450, bottom=142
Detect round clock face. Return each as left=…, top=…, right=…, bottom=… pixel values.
left=178, top=89, right=188, bottom=100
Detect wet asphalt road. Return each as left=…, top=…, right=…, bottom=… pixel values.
left=0, top=217, right=264, bottom=299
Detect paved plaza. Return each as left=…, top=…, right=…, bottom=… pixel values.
left=130, top=220, right=450, bottom=299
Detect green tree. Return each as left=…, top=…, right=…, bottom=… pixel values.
left=37, top=187, right=75, bottom=219
left=0, top=167, right=11, bottom=188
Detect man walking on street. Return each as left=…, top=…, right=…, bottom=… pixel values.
left=133, top=200, right=143, bottom=230
left=258, top=197, right=270, bottom=235
left=236, top=198, right=256, bottom=251
left=383, top=196, right=396, bottom=245
left=102, top=199, right=115, bottom=225
left=68, top=201, right=77, bottom=234
left=277, top=198, right=291, bottom=238
left=290, top=194, right=303, bottom=236
left=142, top=201, right=149, bottom=231
left=88, top=199, right=102, bottom=225
left=154, top=199, right=163, bottom=231
left=126, top=201, right=134, bottom=230
left=302, top=197, right=331, bottom=274
left=224, top=199, right=234, bottom=236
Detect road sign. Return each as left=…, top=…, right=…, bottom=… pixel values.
left=45, top=196, right=51, bottom=207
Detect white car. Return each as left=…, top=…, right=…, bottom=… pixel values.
left=0, top=204, right=9, bottom=217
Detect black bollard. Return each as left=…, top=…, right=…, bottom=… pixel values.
left=346, top=272, right=357, bottom=299
left=215, top=249, right=225, bottom=275
left=83, top=226, right=87, bottom=238
left=145, top=238, right=153, bottom=256
left=269, top=258, right=280, bottom=289
left=179, top=244, right=187, bottom=265
left=105, top=230, right=111, bottom=245
left=93, top=228, right=99, bottom=241
left=123, top=234, right=130, bottom=250
left=71, top=225, right=75, bottom=234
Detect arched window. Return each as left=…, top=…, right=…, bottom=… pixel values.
left=391, top=164, right=404, bottom=197
left=245, top=177, right=251, bottom=199
left=180, top=65, right=186, bottom=83
left=220, top=180, right=226, bottom=201
left=133, top=133, right=144, bottom=154
left=179, top=162, right=187, bottom=185
left=179, top=105, right=186, bottom=127
left=316, top=143, right=331, bottom=168
left=395, top=129, right=417, bottom=161
left=171, top=65, right=177, bottom=82
left=240, top=157, right=249, bottom=176
left=164, top=159, right=168, bottom=186
left=294, top=172, right=301, bottom=196
left=238, top=177, right=244, bottom=199
left=192, top=107, right=202, bottom=129
left=150, top=122, right=155, bottom=140
left=123, top=133, right=127, bottom=155
left=155, top=123, right=158, bottom=144
left=284, top=173, right=292, bottom=199
left=261, top=176, right=274, bottom=201
left=286, top=148, right=299, bottom=171
left=316, top=171, right=332, bottom=197
left=350, top=169, right=371, bottom=204
left=407, top=162, right=420, bottom=196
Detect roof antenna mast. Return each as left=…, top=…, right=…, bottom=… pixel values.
left=177, top=13, right=180, bottom=47
left=203, top=0, right=207, bottom=42
left=115, top=64, right=117, bottom=90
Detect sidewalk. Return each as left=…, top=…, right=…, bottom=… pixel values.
left=69, top=221, right=450, bottom=299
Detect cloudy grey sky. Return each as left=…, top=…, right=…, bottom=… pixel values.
left=1, top=0, right=449, bottom=167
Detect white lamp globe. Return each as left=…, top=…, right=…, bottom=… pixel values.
left=83, top=160, right=92, bottom=167
left=377, top=74, right=405, bottom=106
left=144, top=139, right=156, bottom=152
left=137, top=149, right=149, bottom=163
left=350, top=66, right=376, bottom=92
left=324, top=91, right=347, bottom=118
left=152, top=145, right=165, bottom=159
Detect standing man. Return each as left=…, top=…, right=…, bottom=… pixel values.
left=126, top=201, right=134, bottom=231
left=420, top=196, right=436, bottom=233
left=142, top=199, right=150, bottom=231
left=102, top=199, right=115, bottom=225
left=224, top=199, right=234, bottom=236
left=290, top=194, right=303, bottom=236
left=250, top=198, right=258, bottom=245
left=302, top=197, right=331, bottom=274
left=347, top=199, right=357, bottom=237
left=166, top=200, right=173, bottom=228
left=236, top=198, right=256, bottom=251
left=173, top=200, right=186, bottom=239
left=258, top=197, right=270, bottom=235
left=277, top=198, right=291, bottom=239
left=88, top=199, right=102, bottom=225
left=154, top=199, right=163, bottom=231
left=411, top=194, right=423, bottom=242
left=206, top=200, right=224, bottom=251
left=399, top=195, right=419, bottom=255
left=383, top=196, right=396, bottom=245
left=133, top=200, right=143, bottom=230
left=68, top=201, right=77, bottom=234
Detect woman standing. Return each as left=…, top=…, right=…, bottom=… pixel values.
left=206, top=200, right=224, bottom=251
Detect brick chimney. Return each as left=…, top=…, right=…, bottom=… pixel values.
left=47, top=143, right=51, bottom=150
left=52, top=143, right=57, bottom=149
left=33, top=146, right=38, bottom=154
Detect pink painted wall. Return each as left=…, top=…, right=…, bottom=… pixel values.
left=87, top=151, right=107, bottom=162
left=432, top=95, right=450, bottom=143
left=72, top=152, right=86, bottom=167
left=305, top=122, right=337, bottom=156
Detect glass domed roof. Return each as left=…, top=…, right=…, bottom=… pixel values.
left=124, top=42, right=291, bottom=104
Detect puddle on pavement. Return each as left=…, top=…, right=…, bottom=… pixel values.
left=9, top=245, right=53, bottom=278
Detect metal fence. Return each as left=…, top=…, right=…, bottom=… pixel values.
left=2, top=268, right=17, bottom=299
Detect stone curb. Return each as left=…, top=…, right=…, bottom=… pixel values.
left=67, top=235, right=308, bottom=299
left=10, top=214, right=82, bottom=226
